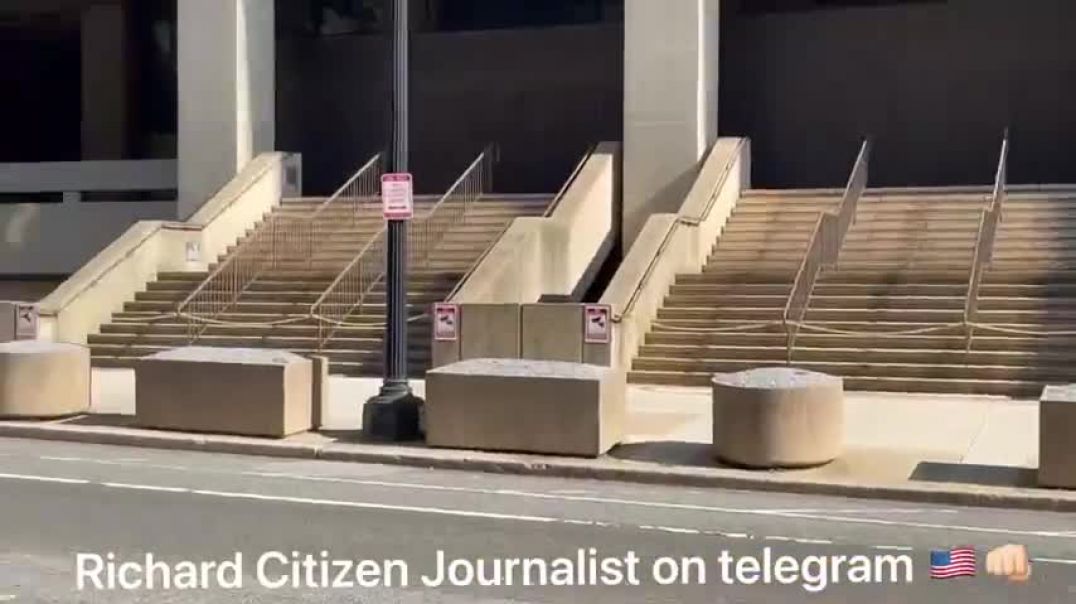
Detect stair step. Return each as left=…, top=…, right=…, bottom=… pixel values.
left=91, top=355, right=431, bottom=378
left=100, top=322, right=430, bottom=337
left=627, top=370, right=1043, bottom=397
left=120, top=300, right=438, bottom=316
left=136, top=290, right=448, bottom=304
left=89, top=343, right=430, bottom=362
left=636, top=344, right=1076, bottom=366
left=630, top=357, right=1076, bottom=383
left=644, top=331, right=1076, bottom=351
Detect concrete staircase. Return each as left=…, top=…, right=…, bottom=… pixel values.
left=89, top=194, right=552, bottom=375
left=630, top=188, right=1076, bottom=396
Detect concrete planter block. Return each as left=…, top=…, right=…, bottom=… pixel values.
left=136, top=347, right=312, bottom=438
left=712, top=368, right=844, bottom=469
left=1039, top=385, right=1076, bottom=489
left=426, top=358, right=626, bottom=457
left=0, top=341, right=90, bottom=418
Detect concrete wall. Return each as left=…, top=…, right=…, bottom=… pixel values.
left=623, top=0, right=719, bottom=247
left=0, top=200, right=175, bottom=276
left=721, top=0, right=1076, bottom=187
left=37, top=153, right=287, bottom=344
left=450, top=144, right=620, bottom=305
left=179, top=0, right=275, bottom=218
left=277, top=24, right=623, bottom=194
left=600, top=138, right=749, bottom=371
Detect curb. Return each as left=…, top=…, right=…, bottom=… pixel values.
left=1, top=422, right=1074, bottom=513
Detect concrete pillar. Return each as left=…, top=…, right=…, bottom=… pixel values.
left=81, top=1, right=128, bottom=160
left=178, top=0, right=275, bottom=219
left=622, top=0, right=719, bottom=247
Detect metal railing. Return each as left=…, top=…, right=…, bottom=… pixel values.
left=409, top=144, right=497, bottom=266
left=782, top=139, right=871, bottom=360
left=310, top=153, right=385, bottom=230
left=963, top=132, right=1009, bottom=350
left=310, top=145, right=497, bottom=349
left=177, top=153, right=383, bottom=341
left=443, top=146, right=593, bottom=304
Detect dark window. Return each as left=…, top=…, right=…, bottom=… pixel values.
left=735, top=0, right=944, bottom=14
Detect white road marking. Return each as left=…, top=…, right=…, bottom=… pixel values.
left=1036, top=557, right=1076, bottom=566
left=777, top=508, right=957, bottom=515
left=774, top=510, right=1076, bottom=540
left=234, top=472, right=1076, bottom=540
left=189, top=489, right=561, bottom=524
left=39, top=456, right=194, bottom=472
left=13, top=462, right=1075, bottom=542
left=103, top=482, right=189, bottom=494
left=0, top=472, right=89, bottom=485
left=655, top=526, right=701, bottom=535
left=793, top=538, right=833, bottom=545
left=871, top=545, right=914, bottom=552
left=714, top=532, right=752, bottom=540
left=0, top=595, right=16, bottom=602
left=4, top=471, right=1075, bottom=563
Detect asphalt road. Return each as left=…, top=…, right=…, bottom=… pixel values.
left=0, top=437, right=1072, bottom=603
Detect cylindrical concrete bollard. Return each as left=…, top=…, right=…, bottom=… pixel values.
left=0, top=341, right=90, bottom=419
left=712, top=368, right=844, bottom=469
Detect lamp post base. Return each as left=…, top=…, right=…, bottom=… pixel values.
left=363, top=384, right=423, bottom=441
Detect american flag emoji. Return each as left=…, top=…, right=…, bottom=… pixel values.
left=930, top=547, right=977, bottom=579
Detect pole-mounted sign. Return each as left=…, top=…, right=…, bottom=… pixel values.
left=381, top=173, right=414, bottom=220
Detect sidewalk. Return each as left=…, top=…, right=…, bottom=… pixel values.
left=1, top=368, right=1070, bottom=512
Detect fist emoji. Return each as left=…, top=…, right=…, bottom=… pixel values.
left=985, top=544, right=1032, bottom=583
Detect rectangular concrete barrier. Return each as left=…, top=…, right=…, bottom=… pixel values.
left=425, top=358, right=626, bottom=457
left=1039, top=385, right=1076, bottom=489
left=135, top=347, right=312, bottom=438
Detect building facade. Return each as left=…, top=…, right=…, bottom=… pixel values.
left=3, top=0, right=1076, bottom=278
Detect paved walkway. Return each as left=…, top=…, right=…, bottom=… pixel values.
left=83, top=368, right=1042, bottom=491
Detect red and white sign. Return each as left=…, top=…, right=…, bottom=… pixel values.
left=433, top=303, right=460, bottom=342
left=381, top=173, right=414, bottom=220
left=583, top=304, right=611, bottom=344
left=15, top=304, right=37, bottom=340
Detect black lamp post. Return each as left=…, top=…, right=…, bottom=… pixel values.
left=363, top=0, right=422, bottom=440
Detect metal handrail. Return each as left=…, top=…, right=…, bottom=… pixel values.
left=782, top=139, right=871, bottom=361
left=543, top=145, right=595, bottom=218
left=963, top=132, right=1009, bottom=350
left=409, top=144, right=497, bottom=266
left=617, top=138, right=748, bottom=321
left=310, top=145, right=497, bottom=348
left=310, top=153, right=385, bottom=221
left=177, top=153, right=383, bottom=342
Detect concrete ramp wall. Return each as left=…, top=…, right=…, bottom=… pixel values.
left=599, top=137, right=751, bottom=371
left=36, top=153, right=296, bottom=345
left=450, top=142, right=620, bottom=304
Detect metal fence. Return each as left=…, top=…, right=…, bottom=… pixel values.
left=782, top=139, right=871, bottom=360
left=311, top=145, right=497, bottom=349
left=963, top=132, right=1009, bottom=350
left=177, top=153, right=383, bottom=342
